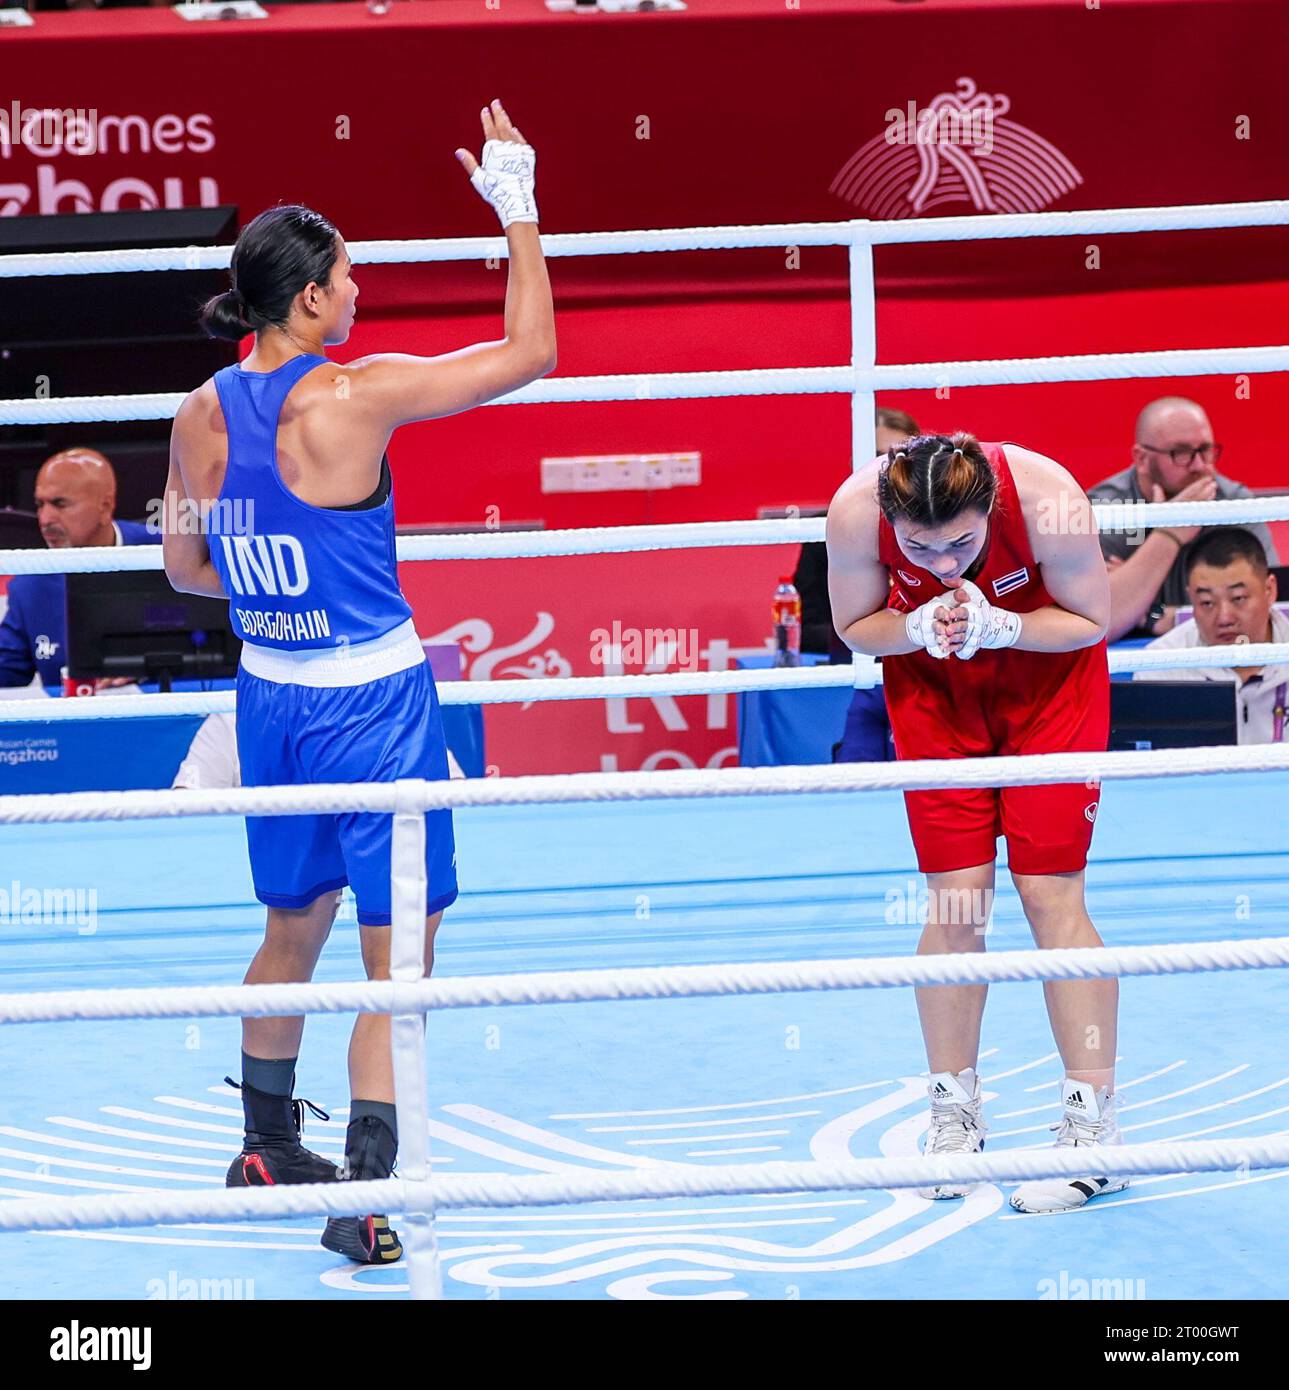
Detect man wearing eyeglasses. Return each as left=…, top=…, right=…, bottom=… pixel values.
left=1088, top=397, right=1278, bottom=641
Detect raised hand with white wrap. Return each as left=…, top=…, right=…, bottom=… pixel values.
left=455, top=100, right=539, bottom=229
left=952, top=578, right=1023, bottom=660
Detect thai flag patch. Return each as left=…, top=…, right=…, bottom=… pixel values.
left=992, top=566, right=1029, bottom=598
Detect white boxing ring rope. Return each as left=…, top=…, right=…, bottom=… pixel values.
left=3, top=198, right=1287, bottom=280
left=6, top=934, right=1289, bottom=1026
left=8, top=1134, right=1289, bottom=1239
left=3, top=200, right=1289, bottom=1299
left=2, top=742, right=1289, bottom=825
left=0, top=637, right=1285, bottom=726
left=8, top=346, right=1289, bottom=429
left=0, top=745, right=1284, bottom=828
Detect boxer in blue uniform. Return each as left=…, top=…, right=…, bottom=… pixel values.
left=163, top=100, right=555, bottom=1263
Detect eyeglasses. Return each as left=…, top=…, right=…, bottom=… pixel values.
left=1139, top=441, right=1223, bottom=468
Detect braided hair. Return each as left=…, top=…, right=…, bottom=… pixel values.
left=876, top=432, right=996, bottom=527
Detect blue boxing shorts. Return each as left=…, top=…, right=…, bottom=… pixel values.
left=235, top=659, right=458, bottom=926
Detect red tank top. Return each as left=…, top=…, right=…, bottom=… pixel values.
left=876, top=442, right=1107, bottom=754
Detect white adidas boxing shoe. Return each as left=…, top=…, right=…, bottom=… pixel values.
left=918, top=1067, right=987, bottom=1199
left=1009, top=1078, right=1129, bottom=1214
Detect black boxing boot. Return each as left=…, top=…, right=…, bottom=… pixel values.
left=224, top=1076, right=339, bottom=1188
left=320, top=1113, right=403, bottom=1264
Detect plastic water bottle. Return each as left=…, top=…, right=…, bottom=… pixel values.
left=772, top=575, right=802, bottom=667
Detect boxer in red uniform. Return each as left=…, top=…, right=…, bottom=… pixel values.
left=826, top=433, right=1123, bottom=1213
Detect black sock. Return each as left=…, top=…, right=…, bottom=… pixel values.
left=241, top=1051, right=297, bottom=1098
left=350, top=1099, right=399, bottom=1146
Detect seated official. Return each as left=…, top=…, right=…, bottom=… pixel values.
left=1134, top=527, right=1288, bottom=744
left=1090, top=397, right=1278, bottom=641
left=0, top=449, right=160, bottom=690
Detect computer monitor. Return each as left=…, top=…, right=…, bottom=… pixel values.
left=1109, top=680, right=1238, bottom=751
left=65, top=571, right=241, bottom=692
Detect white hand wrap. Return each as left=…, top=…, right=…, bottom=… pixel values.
left=904, top=591, right=959, bottom=659
left=953, top=579, right=1022, bottom=660
left=469, top=139, right=539, bottom=229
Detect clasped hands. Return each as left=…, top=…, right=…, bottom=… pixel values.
left=904, top=579, right=1022, bottom=660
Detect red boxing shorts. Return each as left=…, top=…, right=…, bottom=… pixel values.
left=885, top=644, right=1110, bottom=877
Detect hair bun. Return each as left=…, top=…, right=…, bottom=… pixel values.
left=230, top=287, right=259, bottom=326
left=198, top=284, right=254, bottom=341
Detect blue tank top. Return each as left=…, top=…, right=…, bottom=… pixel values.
left=206, top=353, right=413, bottom=651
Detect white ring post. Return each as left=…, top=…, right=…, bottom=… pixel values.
left=389, top=778, right=441, bottom=1301
left=849, top=222, right=877, bottom=470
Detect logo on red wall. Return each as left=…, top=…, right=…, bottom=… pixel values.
left=423, top=614, right=571, bottom=706
left=829, top=77, right=1082, bottom=218
left=0, top=104, right=220, bottom=215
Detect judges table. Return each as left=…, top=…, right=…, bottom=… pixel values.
left=736, top=653, right=857, bottom=768
left=0, top=682, right=485, bottom=793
